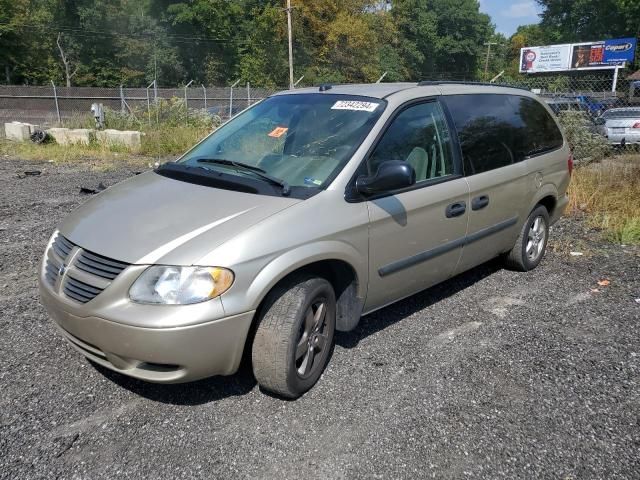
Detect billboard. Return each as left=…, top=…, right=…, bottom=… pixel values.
left=520, top=38, right=637, bottom=73
left=520, top=44, right=571, bottom=73
left=570, top=38, right=637, bottom=69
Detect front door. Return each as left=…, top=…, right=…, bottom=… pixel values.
left=362, top=100, right=470, bottom=313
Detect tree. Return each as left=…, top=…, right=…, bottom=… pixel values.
left=149, top=0, right=247, bottom=84
left=536, top=0, right=637, bottom=41
left=1, top=0, right=506, bottom=87
left=56, top=33, right=78, bottom=87
left=0, top=0, right=57, bottom=84
left=237, top=4, right=289, bottom=86
left=391, top=0, right=494, bottom=80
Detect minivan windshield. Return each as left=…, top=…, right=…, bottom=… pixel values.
left=178, top=93, right=386, bottom=193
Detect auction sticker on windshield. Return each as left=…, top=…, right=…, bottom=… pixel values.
left=268, top=126, right=288, bottom=138
left=331, top=100, right=379, bottom=112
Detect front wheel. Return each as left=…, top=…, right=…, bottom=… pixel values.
left=252, top=275, right=336, bottom=398
left=504, top=205, right=550, bottom=271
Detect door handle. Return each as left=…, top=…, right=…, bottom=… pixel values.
left=445, top=201, right=466, bottom=218
left=471, top=195, right=490, bottom=210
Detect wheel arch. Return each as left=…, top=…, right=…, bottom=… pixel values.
left=246, top=242, right=367, bottom=332
left=527, top=183, right=558, bottom=218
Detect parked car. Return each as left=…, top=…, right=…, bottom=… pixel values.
left=39, top=82, right=571, bottom=398
left=595, top=107, right=640, bottom=145
left=544, top=96, right=591, bottom=116
left=572, top=94, right=611, bottom=117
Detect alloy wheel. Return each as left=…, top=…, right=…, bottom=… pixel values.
left=526, top=216, right=547, bottom=262
left=295, top=299, right=329, bottom=379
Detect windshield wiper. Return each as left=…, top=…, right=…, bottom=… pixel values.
left=196, top=158, right=290, bottom=196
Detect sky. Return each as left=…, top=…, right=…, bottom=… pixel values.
left=478, top=0, right=543, bottom=37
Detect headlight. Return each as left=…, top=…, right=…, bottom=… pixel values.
left=129, top=266, right=234, bottom=305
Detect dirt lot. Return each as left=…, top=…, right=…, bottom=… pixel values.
left=1, top=158, right=639, bottom=479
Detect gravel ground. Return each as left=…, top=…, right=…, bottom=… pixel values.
left=1, top=158, right=639, bottom=479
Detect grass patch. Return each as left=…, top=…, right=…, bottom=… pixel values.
left=568, top=154, right=640, bottom=244
left=0, top=124, right=212, bottom=168
left=0, top=98, right=217, bottom=168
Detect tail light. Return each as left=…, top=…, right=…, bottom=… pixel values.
left=568, top=151, right=574, bottom=176
left=632, top=122, right=640, bottom=129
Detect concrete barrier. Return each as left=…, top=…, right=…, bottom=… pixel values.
left=6, top=123, right=142, bottom=150
left=96, top=129, right=142, bottom=150
left=4, top=122, right=39, bottom=141
left=46, top=128, right=92, bottom=145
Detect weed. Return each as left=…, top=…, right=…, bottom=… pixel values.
left=568, top=155, right=640, bottom=244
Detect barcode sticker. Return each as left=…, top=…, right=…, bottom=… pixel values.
left=331, top=100, right=379, bottom=112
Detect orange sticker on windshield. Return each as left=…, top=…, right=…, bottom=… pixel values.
left=268, top=126, right=288, bottom=138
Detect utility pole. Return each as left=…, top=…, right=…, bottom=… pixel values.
left=286, top=0, right=294, bottom=89
left=483, top=41, right=497, bottom=80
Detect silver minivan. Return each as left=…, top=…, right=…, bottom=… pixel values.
left=40, top=82, right=571, bottom=398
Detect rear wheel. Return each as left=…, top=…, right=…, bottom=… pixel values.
left=504, top=205, right=550, bottom=271
left=252, top=275, right=336, bottom=398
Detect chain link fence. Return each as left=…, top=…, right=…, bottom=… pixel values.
left=1, top=73, right=639, bottom=143
left=0, top=83, right=281, bottom=130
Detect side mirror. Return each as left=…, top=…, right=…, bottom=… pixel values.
left=594, top=117, right=606, bottom=126
left=356, top=160, right=416, bottom=195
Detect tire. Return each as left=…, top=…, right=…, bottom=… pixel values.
left=252, top=275, right=336, bottom=398
left=504, top=205, right=550, bottom=272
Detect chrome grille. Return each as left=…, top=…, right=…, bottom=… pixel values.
left=44, top=257, right=61, bottom=287
left=44, top=233, right=130, bottom=304
left=44, top=234, right=74, bottom=287
left=75, top=250, right=129, bottom=280
left=52, top=234, right=74, bottom=260
left=63, top=275, right=105, bottom=304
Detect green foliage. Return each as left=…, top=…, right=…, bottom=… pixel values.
left=537, top=0, right=639, bottom=42
left=392, top=0, right=493, bottom=79
left=1, top=0, right=636, bottom=88
left=58, top=97, right=218, bottom=131
left=103, top=99, right=218, bottom=133
left=556, top=111, right=611, bottom=162
left=0, top=0, right=496, bottom=86
left=569, top=155, right=640, bottom=245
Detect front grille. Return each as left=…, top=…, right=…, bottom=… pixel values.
left=45, top=233, right=130, bottom=304
left=44, top=257, right=61, bottom=287
left=44, top=234, right=74, bottom=287
left=52, top=235, right=74, bottom=260
left=63, top=275, right=105, bottom=304
left=75, top=250, right=129, bottom=280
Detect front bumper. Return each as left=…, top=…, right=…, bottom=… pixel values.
left=40, top=280, right=255, bottom=383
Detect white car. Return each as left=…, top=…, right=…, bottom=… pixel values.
left=595, top=108, right=640, bottom=145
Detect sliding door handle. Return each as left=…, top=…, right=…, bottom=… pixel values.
left=445, top=201, right=466, bottom=218
left=471, top=195, right=490, bottom=210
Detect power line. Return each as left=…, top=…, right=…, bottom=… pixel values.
left=0, top=21, right=242, bottom=43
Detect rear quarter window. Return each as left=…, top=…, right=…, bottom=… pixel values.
left=443, top=94, right=563, bottom=176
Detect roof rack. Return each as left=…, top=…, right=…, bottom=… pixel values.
left=417, top=80, right=531, bottom=91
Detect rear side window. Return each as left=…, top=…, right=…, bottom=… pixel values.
left=443, top=94, right=563, bottom=176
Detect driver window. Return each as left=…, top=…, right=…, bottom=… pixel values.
left=367, top=102, right=454, bottom=182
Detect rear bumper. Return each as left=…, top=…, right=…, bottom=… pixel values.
left=551, top=194, right=569, bottom=225
left=40, top=281, right=255, bottom=383
left=606, top=133, right=640, bottom=145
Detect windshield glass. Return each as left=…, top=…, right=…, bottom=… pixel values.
left=178, top=93, right=386, bottom=190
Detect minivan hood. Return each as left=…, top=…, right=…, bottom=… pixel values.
left=59, top=171, right=300, bottom=265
